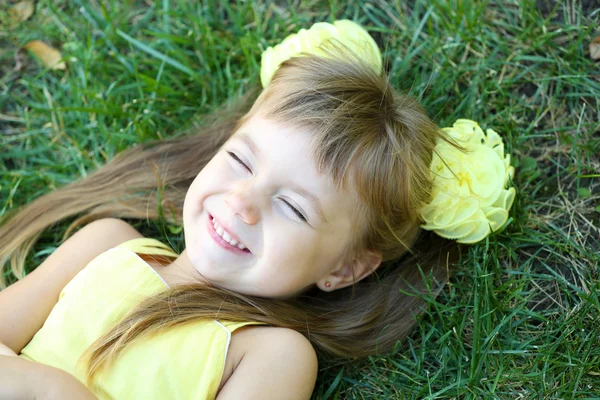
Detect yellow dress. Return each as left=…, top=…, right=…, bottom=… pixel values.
left=19, top=238, right=263, bottom=399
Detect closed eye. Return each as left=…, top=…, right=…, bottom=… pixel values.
left=280, top=199, right=307, bottom=222
left=227, top=151, right=251, bottom=173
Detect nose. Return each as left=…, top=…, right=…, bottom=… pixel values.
left=224, top=181, right=260, bottom=225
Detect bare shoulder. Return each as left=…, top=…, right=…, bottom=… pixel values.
left=217, top=326, right=318, bottom=400
left=234, top=326, right=317, bottom=361
left=59, top=217, right=144, bottom=268
left=78, top=218, right=143, bottom=243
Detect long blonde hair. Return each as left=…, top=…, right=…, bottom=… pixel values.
left=0, top=41, right=457, bottom=384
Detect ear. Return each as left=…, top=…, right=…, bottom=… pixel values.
left=317, top=249, right=382, bottom=292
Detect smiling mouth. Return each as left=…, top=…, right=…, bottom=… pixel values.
left=207, top=214, right=252, bottom=255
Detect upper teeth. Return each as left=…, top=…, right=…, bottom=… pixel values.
left=212, top=218, right=247, bottom=250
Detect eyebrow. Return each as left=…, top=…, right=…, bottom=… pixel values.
left=237, top=131, right=262, bottom=158
left=235, top=132, right=328, bottom=223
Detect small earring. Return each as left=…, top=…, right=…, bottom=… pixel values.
left=325, top=282, right=331, bottom=288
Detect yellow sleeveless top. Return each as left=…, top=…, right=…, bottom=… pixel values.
left=19, top=238, right=264, bottom=399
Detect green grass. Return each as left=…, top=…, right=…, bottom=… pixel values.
left=2, top=0, right=599, bottom=398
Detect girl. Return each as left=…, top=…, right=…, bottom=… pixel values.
left=0, top=22, right=460, bottom=399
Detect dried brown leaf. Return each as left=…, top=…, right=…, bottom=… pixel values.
left=23, top=40, right=66, bottom=70
left=590, top=35, right=600, bottom=61
left=9, top=0, right=35, bottom=23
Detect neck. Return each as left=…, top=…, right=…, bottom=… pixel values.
left=159, top=249, right=209, bottom=287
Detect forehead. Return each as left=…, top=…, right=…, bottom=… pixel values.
left=231, top=115, right=361, bottom=227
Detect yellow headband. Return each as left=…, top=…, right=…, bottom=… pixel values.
left=260, top=19, right=382, bottom=88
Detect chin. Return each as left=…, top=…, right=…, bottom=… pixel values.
left=185, top=248, right=222, bottom=282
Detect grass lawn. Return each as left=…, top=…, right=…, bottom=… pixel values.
left=1, top=0, right=599, bottom=398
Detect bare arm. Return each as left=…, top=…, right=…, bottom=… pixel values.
left=0, top=354, right=97, bottom=400
left=0, top=354, right=38, bottom=400
left=216, top=328, right=318, bottom=400
left=0, top=341, right=17, bottom=357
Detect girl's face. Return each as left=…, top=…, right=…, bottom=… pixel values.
left=182, top=114, right=362, bottom=298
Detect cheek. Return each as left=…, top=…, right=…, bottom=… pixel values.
left=183, top=178, right=201, bottom=217
left=183, top=157, right=222, bottom=210
left=265, top=230, right=319, bottom=266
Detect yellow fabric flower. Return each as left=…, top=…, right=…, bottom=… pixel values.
left=420, top=119, right=516, bottom=243
left=260, top=19, right=382, bottom=88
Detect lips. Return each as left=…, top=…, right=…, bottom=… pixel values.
left=207, top=213, right=251, bottom=255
